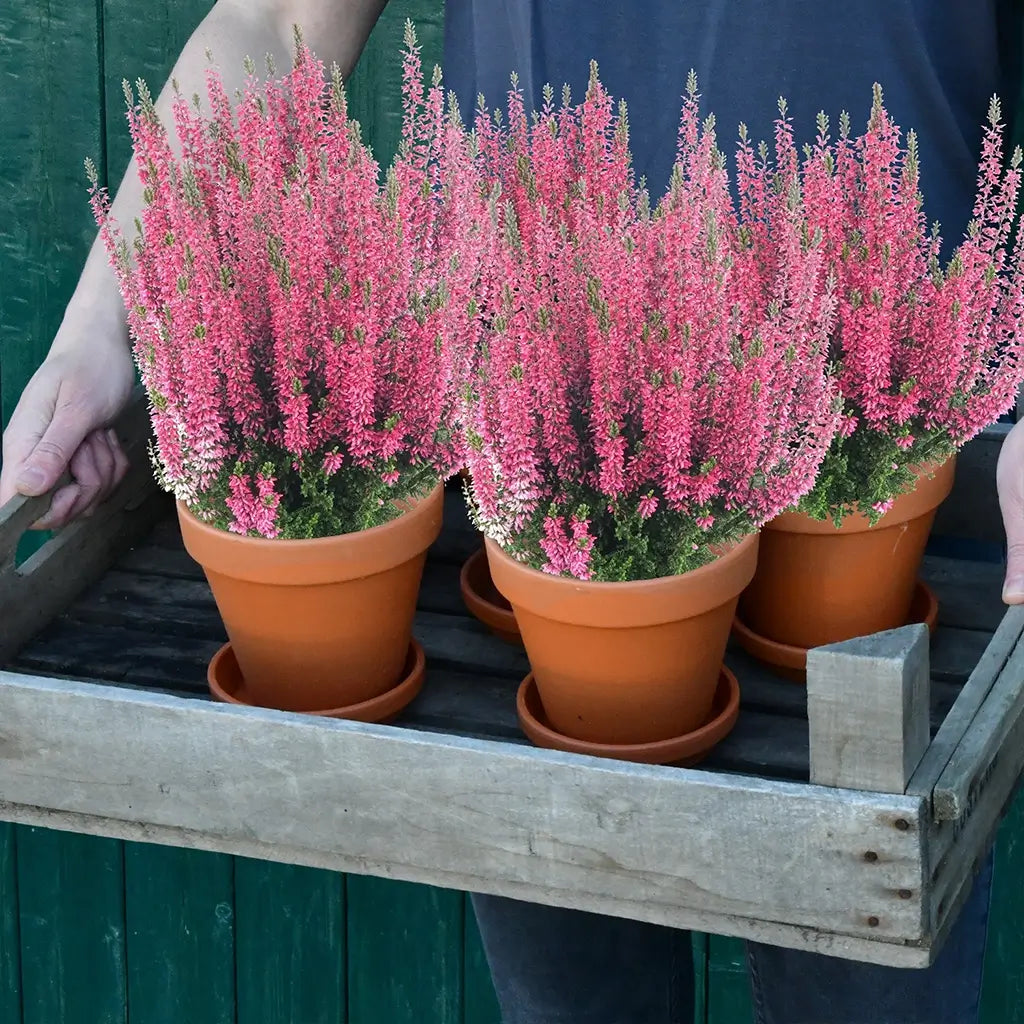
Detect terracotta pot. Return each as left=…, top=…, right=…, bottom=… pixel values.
left=738, top=459, right=955, bottom=652
left=484, top=534, right=759, bottom=745
left=177, top=485, right=444, bottom=712
left=459, top=546, right=521, bottom=644
left=516, top=666, right=740, bottom=766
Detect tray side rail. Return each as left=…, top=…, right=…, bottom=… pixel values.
left=0, top=388, right=162, bottom=662
left=0, top=670, right=929, bottom=965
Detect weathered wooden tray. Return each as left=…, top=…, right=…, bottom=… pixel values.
left=1, top=397, right=1022, bottom=968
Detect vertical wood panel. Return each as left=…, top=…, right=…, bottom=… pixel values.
left=101, top=0, right=215, bottom=184
left=706, top=936, right=753, bottom=1024
left=463, top=899, right=500, bottom=1024
left=235, top=858, right=346, bottom=1024
left=0, top=0, right=105, bottom=434
left=692, top=932, right=709, bottom=1024
left=124, top=844, right=235, bottom=1024
left=0, top=824, right=20, bottom=1024
left=17, top=828, right=126, bottom=1024
left=348, top=0, right=446, bottom=168
left=980, top=790, right=1024, bottom=1023
left=346, top=878, right=463, bottom=1024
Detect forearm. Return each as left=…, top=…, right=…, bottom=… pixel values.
left=52, top=0, right=388, bottom=360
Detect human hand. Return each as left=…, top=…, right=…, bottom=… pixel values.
left=998, top=417, right=1024, bottom=603
left=0, top=343, right=135, bottom=529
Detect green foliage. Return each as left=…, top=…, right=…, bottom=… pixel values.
left=798, top=422, right=956, bottom=525
left=466, top=478, right=757, bottom=582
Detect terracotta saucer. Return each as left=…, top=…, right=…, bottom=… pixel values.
left=207, top=639, right=425, bottom=723
left=732, top=579, right=938, bottom=683
left=460, top=546, right=522, bottom=645
left=516, top=666, right=740, bottom=766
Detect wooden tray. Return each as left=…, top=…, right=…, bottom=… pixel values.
left=1, top=395, right=1022, bottom=968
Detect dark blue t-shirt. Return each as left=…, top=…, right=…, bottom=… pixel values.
left=442, top=1, right=1021, bottom=245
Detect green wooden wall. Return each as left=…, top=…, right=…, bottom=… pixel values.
left=2, top=2, right=1024, bottom=1021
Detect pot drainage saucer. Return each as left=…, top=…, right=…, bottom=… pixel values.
left=516, top=666, right=739, bottom=766
left=460, top=546, right=521, bottom=645
left=207, top=638, right=425, bottom=723
left=732, top=579, right=938, bottom=683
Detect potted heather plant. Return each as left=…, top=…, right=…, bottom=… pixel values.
left=462, top=70, right=841, bottom=761
left=737, top=88, right=1024, bottom=674
left=87, top=27, right=483, bottom=716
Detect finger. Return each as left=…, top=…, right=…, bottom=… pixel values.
left=0, top=377, right=57, bottom=506
left=33, top=483, right=83, bottom=531
left=997, top=423, right=1024, bottom=602
left=107, top=429, right=131, bottom=490
left=1003, top=531, right=1024, bottom=603
left=15, top=387, right=94, bottom=498
left=64, top=438, right=104, bottom=522
left=88, top=430, right=117, bottom=504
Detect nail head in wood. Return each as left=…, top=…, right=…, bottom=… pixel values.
left=806, top=623, right=930, bottom=794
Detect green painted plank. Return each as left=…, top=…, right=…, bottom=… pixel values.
left=980, top=789, right=1024, bottom=1023
left=101, top=0, right=215, bottom=184
left=0, top=824, right=20, bottom=1024
left=347, top=0, right=446, bottom=168
left=693, top=932, right=709, bottom=1024
left=707, top=935, right=753, bottom=1024
left=124, top=843, right=235, bottom=1024
left=463, top=899, right=500, bottom=1024
left=0, top=0, right=105, bottom=563
left=347, top=878, right=463, bottom=1024
left=0, top=0, right=104, bottom=431
left=235, top=858, right=345, bottom=1024
left=17, top=827, right=126, bottom=1024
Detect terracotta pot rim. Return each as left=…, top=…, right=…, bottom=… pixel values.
left=769, top=458, right=955, bottom=536
left=732, top=579, right=939, bottom=677
left=484, top=533, right=759, bottom=628
left=207, top=638, right=425, bottom=721
left=459, top=547, right=522, bottom=643
left=177, top=483, right=444, bottom=585
left=516, top=666, right=739, bottom=764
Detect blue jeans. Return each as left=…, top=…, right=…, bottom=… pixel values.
left=470, top=852, right=993, bottom=1024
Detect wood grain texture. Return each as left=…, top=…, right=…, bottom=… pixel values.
left=0, top=0, right=104, bottom=435
left=980, top=790, right=1024, bottom=1024
left=925, top=636, right=1024, bottom=949
left=234, top=859, right=345, bottom=1024
left=0, top=671, right=926, bottom=948
left=17, top=827, right=126, bottom=1024
left=124, top=843, right=235, bottom=1024
left=707, top=935, right=754, bottom=1024
left=909, top=606, right=1024, bottom=812
left=347, top=878, right=463, bottom=1024
left=807, top=625, right=930, bottom=793
left=933, top=630, right=1024, bottom=821
left=0, top=394, right=162, bottom=663
left=7, top=491, right=998, bottom=788
left=101, top=0, right=215, bottom=182
left=0, top=823, right=19, bottom=1024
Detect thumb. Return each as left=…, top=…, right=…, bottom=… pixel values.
left=998, top=421, right=1024, bottom=603
left=11, top=396, right=88, bottom=498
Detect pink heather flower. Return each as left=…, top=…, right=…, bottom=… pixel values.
left=226, top=472, right=282, bottom=538
left=462, top=68, right=840, bottom=579
left=872, top=500, right=894, bottom=515
left=88, top=25, right=487, bottom=538
left=539, top=514, right=596, bottom=579
left=801, top=88, right=1024, bottom=452
left=637, top=494, right=659, bottom=520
